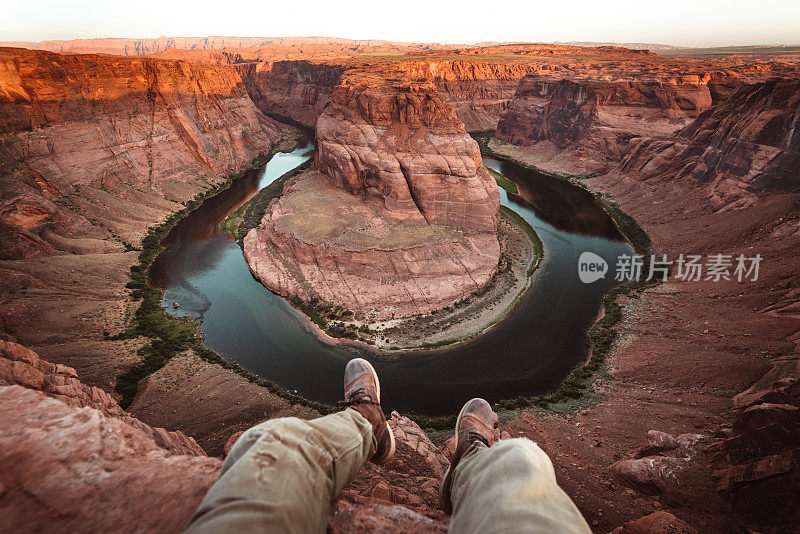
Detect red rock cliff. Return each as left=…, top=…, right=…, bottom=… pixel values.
left=315, top=79, right=499, bottom=231
left=495, top=72, right=720, bottom=172
left=0, top=47, right=288, bottom=258
left=613, top=78, right=800, bottom=209
left=394, top=60, right=544, bottom=131
left=235, top=60, right=345, bottom=127
left=244, top=78, right=501, bottom=319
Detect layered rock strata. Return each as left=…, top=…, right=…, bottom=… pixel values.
left=614, top=78, right=800, bottom=210
left=244, top=80, right=500, bottom=319
left=0, top=340, right=220, bottom=532
left=495, top=73, right=719, bottom=173
left=0, top=46, right=288, bottom=259
left=235, top=60, right=345, bottom=127
left=0, top=47, right=290, bottom=395
left=0, top=339, right=204, bottom=455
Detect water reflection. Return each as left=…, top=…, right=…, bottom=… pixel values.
left=484, top=159, right=621, bottom=239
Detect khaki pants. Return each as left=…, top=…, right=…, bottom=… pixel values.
left=186, top=410, right=590, bottom=533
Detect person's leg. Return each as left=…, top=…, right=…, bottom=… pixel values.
left=186, top=358, right=394, bottom=534
left=439, top=398, right=590, bottom=534
left=448, top=439, right=591, bottom=533
left=185, top=409, right=373, bottom=533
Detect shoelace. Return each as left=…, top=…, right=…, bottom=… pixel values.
left=336, top=387, right=379, bottom=410
left=465, top=429, right=490, bottom=448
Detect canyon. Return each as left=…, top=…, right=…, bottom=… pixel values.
left=1, top=39, right=799, bottom=532
left=243, top=76, right=501, bottom=321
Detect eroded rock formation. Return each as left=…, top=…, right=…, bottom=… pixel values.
left=315, top=80, right=499, bottom=231
left=0, top=46, right=289, bottom=259
left=236, top=60, right=345, bottom=127
left=0, top=340, right=220, bottom=531
left=0, top=339, right=205, bottom=455
left=495, top=73, right=719, bottom=173
left=244, top=78, right=500, bottom=319
left=0, top=46, right=292, bottom=411
left=614, top=78, right=800, bottom=210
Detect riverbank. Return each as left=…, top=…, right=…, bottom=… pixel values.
left=108, top=134, right=332, bottom=416
left=227, top=168, right=543, bottom=352
left=473, top=133, right=604, bottom=180
left=359, top=205, right=541, bottom=351
left=472, top=138, right=657, bottom=417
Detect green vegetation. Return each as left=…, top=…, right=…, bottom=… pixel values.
left=224, top=159, right=311, bottom=242
left=500, top=205, right=543, bottom=277
left=489, top=167, right=518, bottom=194
left=110, top=147, right=332, bottom=415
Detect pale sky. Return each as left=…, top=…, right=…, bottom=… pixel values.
left=2, top=0, right=799, bottom=47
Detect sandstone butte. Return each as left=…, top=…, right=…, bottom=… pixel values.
left=243, top=76, right=501, bottom=319
left=1, top=40, right=799, bottom=532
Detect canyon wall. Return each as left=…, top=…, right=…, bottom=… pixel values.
left=614, top=78, right=800, bottom=210
left=237, top=59, right=542, bottom=133
left=0, top=47, right=291, bottom=396
left=235, top=60, right=345, bottom=127
left=0, top=46, right=288, bottom=259
left=394, top=60, right=544, bottom=131
left=492, top=66, right=800, bottom=527
left=495, top=73, right=719, bottom=173
left=493, top=63, right=799, bottom=178
left=244, top=78, right=500, bottom=319
left=232, top=46, right=709, bottom=136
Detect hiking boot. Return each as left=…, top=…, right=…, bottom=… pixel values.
left=340, top=358, right=395, bottom=465
left=439, top=398, right=498, bottom=513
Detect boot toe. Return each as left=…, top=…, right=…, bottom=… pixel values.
left=344, top=358, right=381, bottom=403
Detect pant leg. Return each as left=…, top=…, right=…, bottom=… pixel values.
left=448, top=438, right=591, bottom=534
left=185, top=408, right=375, bottom=534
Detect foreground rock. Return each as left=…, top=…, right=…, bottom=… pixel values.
left=0, top=340, right=450, bottom=532
left=0, top=386, right=221, bottom=532
left=0, top=340, right=220, bottom=531
left=244, top=78, right=500, bottom=319
left=710, top=378, right=800, bottom=526
left=0, top=339, right=203, bottom=455
left=611, top=511, right=697, bottom=534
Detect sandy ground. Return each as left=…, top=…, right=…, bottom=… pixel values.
left=351, top=209, right=539, bottom=350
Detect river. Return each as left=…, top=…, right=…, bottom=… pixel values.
left=149, top=136, right=633, bottom=415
